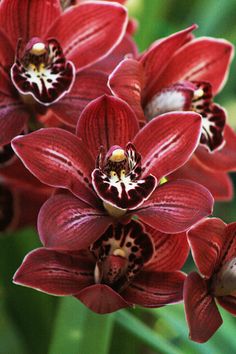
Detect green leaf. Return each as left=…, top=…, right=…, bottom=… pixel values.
left=49, top=297, right=114, bottom=354
left=115, top=309, right=183, bottom=354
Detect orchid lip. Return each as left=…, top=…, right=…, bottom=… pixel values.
left=92, top=143, right=157, bottom=210
left=11, top=37, right=76, bottom=106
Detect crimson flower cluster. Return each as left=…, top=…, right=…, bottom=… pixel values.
left=0, top=0, right=235, bottom=344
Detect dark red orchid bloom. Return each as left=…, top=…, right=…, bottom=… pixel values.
left=0, top=0, right=128, bottom=148
left=184, top=217, right=236, bottom=342
left=12, top=95, right=213, bottom=250
left=0, top=159, right=52, bottom=233
left=108, top=25, right=236, bottom=200
left=14, top=219, right=189, bottom=314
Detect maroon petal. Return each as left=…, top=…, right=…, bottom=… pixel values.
left=12, top=128, right=97, bottom=207
left=123, top=270, right=186, bottom=307
left=0, top=28, right=15, bottom=68
left=14, top=248, right=94, bottom=295
left=51, top=69, right=110, bottom=127
left=187, top=218, right=226, bottom=278
left=169, top=155, right=233, bottom=201
left=146, top=229, right=189, bottom=272
left=136, top=179, right=213, bottom=233
left=196, top=124, right=236, bottom=172
left=76, top=284, right=130, bottom=314
left=91, top=34, right=138, bottom=74
left=38, top=192, right=112, bottom=250
left=141, top=25, right=197, bottom=102
left=217, top=295, right=236, bottom=316
left=0, top=100, right=28, bottom=146
left=155, top=38, right=233, bottom=96
left=0, top=0, right=61, bottom=47
left=76, top=95, right=139, bottom=160
left=108, top=58, right=146, bottom=124
left=46, top=2, right=128, bottom=70
left=184, top=272, right=223, bottom=343
left=133, top=112, right=202, bottom=179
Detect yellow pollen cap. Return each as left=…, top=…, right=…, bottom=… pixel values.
left=193, top=88, right=204, bottom=100
left=110, top=149, right=126, bottom=162
left=30, top=42, right=46, bottom=56
left=113, top=248, right=126, bottom=258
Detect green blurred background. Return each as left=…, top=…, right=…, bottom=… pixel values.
left=0, top=1, right=236, bottom=353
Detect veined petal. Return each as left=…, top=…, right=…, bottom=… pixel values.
left=38, top=192, right=112, bottom=250
left=187, top=218, right=226, bottom=278
left=217, top=295, right=236, bottom=316
left=0, top=0, right=61, bottom=47
left=140, top=24, right=197, bottom=102
left=0, top=100, right=28, bottom=146
left=46, top=2, right=128, bottom=71
left=0, top=28, right=15, bottom=68
left=13, top=248, right=94, bottom=295
left=76, top=95, right=139, bottom=160
left=196, top=124, right=236, bottom=172
left=146, top=229, right=189, bottom=272
left=12, top=128, right=97, bottom=207
left=108, top=58, right=146, bottom=124
left=76, top=284, right=130, bottom=314
left=155, top=37, right=234, bottom=96
left=169, top=155, right=233, bottom=201
left=133, top=112, right=202, bottom=179
left=51, top=69, right=110, bottom=127
left=123, top=271, right=186, bottom=307
left=184, top=272, right=223, bottom=343
left=136, top=180, right=213, bottom=233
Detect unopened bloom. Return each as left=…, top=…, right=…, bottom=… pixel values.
left=184, top=218, right=236, bottom=342
left=14, top=220, right=189, bottom=314
left=12, top=95, right=213, bottom=250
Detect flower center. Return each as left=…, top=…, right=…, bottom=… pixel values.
left=213, top=257, right=236, bottom=296
left=11, top=37, right=75, bottom=106
left=92, top=220, right=154, bottom=292
left=92, top=143, right=157, bottom=213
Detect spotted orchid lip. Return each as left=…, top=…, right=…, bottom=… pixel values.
left=92, top=143, right=157, bottom=211
left=11, top=38, right=75, bottom=106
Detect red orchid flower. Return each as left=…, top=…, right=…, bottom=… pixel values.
left=0, top=159, right=51, bottom=233
left=184, top=217, right=236, bottom=342
left=14, top=219, right=189, bottom=314
left=12, top=95, right=213, bottom=250
left=0, top=0, right=128, bottom=147
left=108, top=25, right=236, bottom=200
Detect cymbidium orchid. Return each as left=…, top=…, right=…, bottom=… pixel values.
left=0, top=0, right=128, bottom=148
left=14, top=220, right=189, bottom=314
left=12, top=95, right=213, bottom=250
left=108, top=25, right=236, bottom=200
left=184, top=218, right=236, bottom=342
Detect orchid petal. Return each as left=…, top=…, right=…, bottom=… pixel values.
left=195, top=124, right=236, bottom=172
left=76, top=284, right=130, bottom=314
left=136, top=179, right=213, bottom=233
left=133, top=112, right=202, bottom=179
left=38, top=192, right=112, bottom=250
left=13, top=248, right=94, bottom=295
left=76, top=95, right=139, bottom=160
left=217, top=295, right=236, bottom=316
left=51, top=69, right=110, bottom=127
left=155, top=38, right=234, bottom=96
left=12, top=128, right=97, bottom=207
left=187, top=217, right=226, bottom=278
left=46, top=2, right=128, bottom=71
left=123, top=270, right=186, bottom=307
left=146, top=229, right=189, bottom=272
left=108, top=58, right=146, bottom=124
left=0, top=100, right=28, bottom=146
left=184, top=272, right=223, bottom=343
left=140, top=25, right=197, bottom=102
left=0, top=0, right=61, bottom=47
left=169, top=155, right=233, bottom=201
